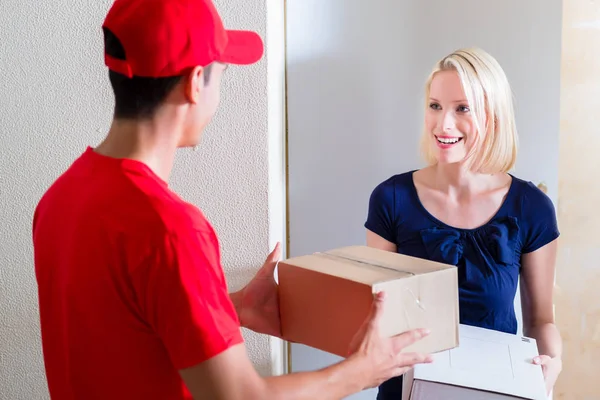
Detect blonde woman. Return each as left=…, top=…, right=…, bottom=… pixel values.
left=365, top=48, right=562, bottom=399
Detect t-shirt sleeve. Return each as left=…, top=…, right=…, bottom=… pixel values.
left=521, top=185, right=560, bottom=254
left=364, top=179, right=396, bottom=243
left=132, top=227, right=244, bottom=370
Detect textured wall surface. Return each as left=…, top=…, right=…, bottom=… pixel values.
left=556, top=1, right=600, bottom=398
left=0, top=0, right=275, bottom=399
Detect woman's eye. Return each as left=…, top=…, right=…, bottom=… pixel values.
left=429, top=103, right=441, bottom=110
left=457, top=105, right=470, bottom=113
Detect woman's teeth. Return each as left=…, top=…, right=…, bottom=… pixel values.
left=436, top=137, right=462, bottom=144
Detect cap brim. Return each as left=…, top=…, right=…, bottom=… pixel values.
left=219, top=30, right=264, bottom=65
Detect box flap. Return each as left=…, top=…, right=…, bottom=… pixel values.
left=328, top=246, right=455, bottom=275
left=280, top=245, right=454, bottom=285
left=412, top=324, right=547, bottom=400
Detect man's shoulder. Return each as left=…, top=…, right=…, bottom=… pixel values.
left=150, top=195, right=214, bottom=239
left=112, top=177, right=214, bottom=247
left=33, top=150, right=215, bottom=246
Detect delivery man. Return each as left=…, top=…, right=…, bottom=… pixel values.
left=31, top=0, right=433, bottom=399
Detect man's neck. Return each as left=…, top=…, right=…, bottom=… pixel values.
left=95, top=117, right=182, bottom=182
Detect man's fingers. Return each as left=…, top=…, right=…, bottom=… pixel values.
left=397, top=352, right=434, bottom=366
left=265, top=242, right=281, bottom=264
left=365, top=291, right=387, bottom=329
left=390, top=328, right=431, bottom=352
left=270, top=241, right=282, bottom=258
left=394, top=366, right=414, bottom=377
left=259, top=242, right=282, bottom=276
left=390, top=353, right=433, bottom=378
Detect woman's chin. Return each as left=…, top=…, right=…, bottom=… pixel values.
left=434, top=156, right=467, bottom=167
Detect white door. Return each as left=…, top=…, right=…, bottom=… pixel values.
left=286, top=1, right=562, bottom=398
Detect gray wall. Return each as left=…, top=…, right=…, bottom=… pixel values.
left=286, top=1, right=562, bottom=398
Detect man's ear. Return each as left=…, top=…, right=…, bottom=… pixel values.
left=184, top=66, right=205, bottom=104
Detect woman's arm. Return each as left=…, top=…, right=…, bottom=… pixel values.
left=520, top=239, right=563, bottom=394
left=366, top=229, right=397, bottom=252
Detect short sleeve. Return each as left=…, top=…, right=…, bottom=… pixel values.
left=521, top=185, right=560, bottom=253
left=132, top=226, right=243, bottom=370
left=364, top=179, right=396, bottom=243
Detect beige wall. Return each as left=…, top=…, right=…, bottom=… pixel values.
left=0, top=1, right=285, bottom=398
left=556, top=1, right=600, bottom=398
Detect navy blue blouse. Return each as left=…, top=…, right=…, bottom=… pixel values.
left=365, top=171, right=560, bottom=399
left=365, top=170, right=559, bottom=334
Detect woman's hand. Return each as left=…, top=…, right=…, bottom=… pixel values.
left=533, top=355, right=562, bottom=395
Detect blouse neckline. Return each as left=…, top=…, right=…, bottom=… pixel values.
left=407, top=170, right=517, bottom=233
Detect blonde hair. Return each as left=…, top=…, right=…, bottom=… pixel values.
left=419, top=47, right=518, bottom=174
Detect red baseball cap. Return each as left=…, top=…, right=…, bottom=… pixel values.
left=102, top=0, right=264, bottom=78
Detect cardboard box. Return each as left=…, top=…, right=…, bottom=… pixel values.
left=277, top=245, right=459, bottom=357
left=402, top=324, right=548, bottom=400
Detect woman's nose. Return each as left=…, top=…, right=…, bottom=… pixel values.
left=442, top=111, right=456, bottom=132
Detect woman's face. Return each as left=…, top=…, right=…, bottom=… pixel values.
left=425, top=70, right=478, bottom=165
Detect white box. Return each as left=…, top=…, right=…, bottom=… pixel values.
left=402, top=324, right=547, bottom=400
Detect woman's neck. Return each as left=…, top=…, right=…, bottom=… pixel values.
left=431, top=163, right=491, bottom=199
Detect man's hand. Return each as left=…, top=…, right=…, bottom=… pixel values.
left=232, top=242, right=282, bottom=337
left=188, top=282, right=433, bottom=400
left=347, top=291, right=433, bottom=390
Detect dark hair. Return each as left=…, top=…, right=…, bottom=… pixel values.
left=103, top=28, right=212, bottom=120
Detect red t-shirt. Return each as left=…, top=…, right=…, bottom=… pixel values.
left=32, top=147, right=244, bottom=399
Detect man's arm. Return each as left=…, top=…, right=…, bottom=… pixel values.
left=142, top=233, right=431, bottom=399
left=180, top=343, right=366, bottom=400
left=181, top=292, right=432, bottom=400
left=229, top=289, right=245, bottom=325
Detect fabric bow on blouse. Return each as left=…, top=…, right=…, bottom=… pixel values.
left=419, top=216, right=520, bottom=283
